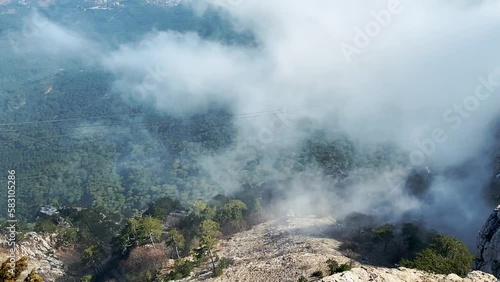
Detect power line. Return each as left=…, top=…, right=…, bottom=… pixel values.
left=0, top=112, right=147, bottom=127
left=13, top=137, right=294, bottom=181
left=2, top=105, right=315, bottom=180
left=0, top=104, right=317, bottom=128
left=0, top=105, right=317, bottom=140
left=0, top=109, right=235, bottom=127
left=0, top=128, right=134, bottom=144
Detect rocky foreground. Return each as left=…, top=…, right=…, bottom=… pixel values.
left=0, top=232, right=69, bottom=282
left=186, top=216, right=498, bottom=282
left=1, top=214, right=499, bottom=281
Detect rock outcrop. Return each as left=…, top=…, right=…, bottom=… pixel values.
left=180, top=216, right=497, bottom=282
left=1, top=232, right=68, bottom=282
left=475, top=205, right=500, bottom=278
left=324, top=267, right=497, bottom=282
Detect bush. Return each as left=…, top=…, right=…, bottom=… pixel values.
left=218, top=257, right=235, bottom=269
left=58, top=228, right=79, bottom=246
left=326, top=258, right=351, bottom=275
left=24, top=269, right=44, bottom=282
left=336, top=263, right=352, bottom=273
left=80, top=275, right=92, bottom=282
left=122, top=245, right=165, bottom=274
left=326, top=258, right=339, bottom=274
left=143, top=197, right=182, bottom=220
left=400, top=235, right=474, bottom=277
left=0, top=256, right=28, bottom=281
left=133, top=270, right=157, bottom=282
left=214, top=265, right=224, bottom=277
left=165, top=259, right=194, bottom=281
left=298, top=275, right=308, bottom=282
left=311, top=270, right=323, bottom=278
left=34, top=219, right=58, bottom=234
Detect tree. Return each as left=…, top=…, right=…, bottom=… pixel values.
left=165, top=259, right=194, bottom=281
left=191, top=200, right=216, bottom=221
left=248, top=198, right=265, bottom=224
left=401, top=235, right=474, bottom=277
left=373, top=224, right=395, bottom=251
left=199, top=219, right=222, bottom=274
left=299, top=133, right=354, bottom=176
left=113, top=217, right=141, bottom=254
left=166, top=230, right=186, bottom=259
left=113, top=216, right=163, bottom=254
left=24, top=269, right=44, bottom=282
left=401, top=223, right=423, bottom=251
left=34, top=219, right=58, bottom=234
left=215, top=200, right=248, bottom=231
left=181, top=200, right=216, bottom=233
left=401, top=223, right=436, bottom=258
left=143, top=196, right=182, bottom=220
left=81, top=245, right=106, bottom=272
left=141, top=217, right=163, bottom=246
left=209, top=194, right=230, bottom=207
left=58, top=228, right=79, bottom=247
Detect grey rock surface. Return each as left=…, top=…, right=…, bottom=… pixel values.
left=475, top=205, right=500, bottom=279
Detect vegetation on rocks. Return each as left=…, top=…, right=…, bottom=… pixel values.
left=401, top=235, right=475, bottom=277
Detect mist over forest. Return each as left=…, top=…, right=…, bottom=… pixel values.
left=1, top=0, right=500, bottom=271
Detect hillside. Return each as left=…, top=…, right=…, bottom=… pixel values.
left=175, top=216, right=497, bottom=282
left=1, top=214, right=499, bottom=281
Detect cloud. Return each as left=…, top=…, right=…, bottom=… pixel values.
left=7, top=12, right=101, bottom=62
left=102, top=1, right=500, bottom=153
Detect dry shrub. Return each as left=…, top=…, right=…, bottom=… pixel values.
left=121, top=245, right=166, bottom=274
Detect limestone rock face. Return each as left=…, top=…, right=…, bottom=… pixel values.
left=199, top=217, right=498, bottom=282
left=323, top=267, right=498, bottom=282
left=475, top=205, right=500, bottom=278
left=1, top=232, right=68, bottom=282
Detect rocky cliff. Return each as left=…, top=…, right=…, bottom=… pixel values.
left=475, top=205, right=500, bottom=279
left=323, top=267, right=496, bottom=282
left=0, top=232, right=69, bottom=282
left=179, top=216, right=498, bottom=282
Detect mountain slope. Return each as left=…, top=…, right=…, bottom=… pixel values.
left=182, top=216, right=498, bottom=282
